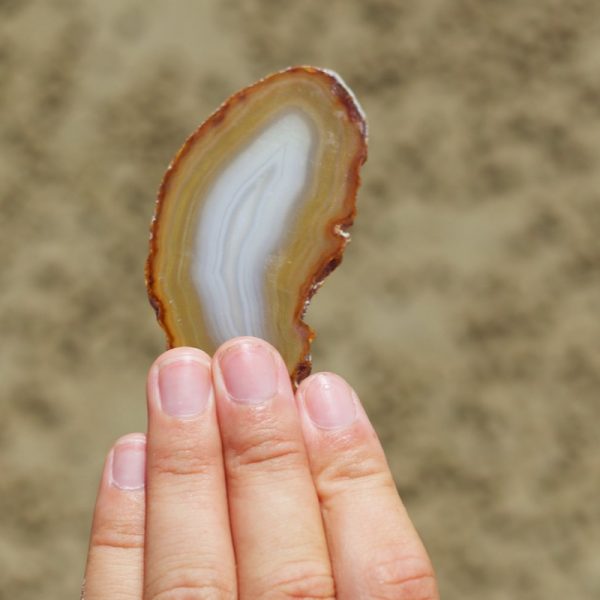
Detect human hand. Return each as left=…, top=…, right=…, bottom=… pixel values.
left=82, top=337, right=438, bottom=599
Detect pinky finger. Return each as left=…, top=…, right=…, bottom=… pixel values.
left=82, top=434, right=146, bottom=600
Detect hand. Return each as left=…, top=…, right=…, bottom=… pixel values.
left=82, top=337, right=438, bottom=599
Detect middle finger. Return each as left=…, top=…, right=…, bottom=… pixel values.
left=213, top=337, right=334, bottom=599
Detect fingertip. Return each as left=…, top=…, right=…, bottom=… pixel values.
left=212, top=337, right=290, bottom=404
left=151, top=346, right=212, bottom=371
left=147, top=348, right=214, bottom=418
left=214, top=335, right=276, bottom=352
left=113, top=432, right=147, bottom=446
left=295, top=372, right=384, bottom=480
left=106, top=433, right=147, bottom=492
left=213, top=336, right=283, bottom=369
left=296, top=372, right=361, bottom=431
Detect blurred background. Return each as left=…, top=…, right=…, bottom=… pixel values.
left=1, top=1, right=599, bottom=598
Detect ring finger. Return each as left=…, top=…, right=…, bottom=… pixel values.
left=144, top=347, right=236, bottom=599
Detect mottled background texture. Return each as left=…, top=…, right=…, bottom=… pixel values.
left=1, top=1, right=599, bottom=598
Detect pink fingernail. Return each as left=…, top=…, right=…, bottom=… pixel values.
left=158, top=357, right=211, bottom=418
left=111, top=439, right=146, bottom=490
left=219, top=341, right=278, bottom=404
left=303, top=373, right=357, bottom=429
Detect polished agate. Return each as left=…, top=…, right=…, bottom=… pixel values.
left=146, top=66, right=367, bottom=383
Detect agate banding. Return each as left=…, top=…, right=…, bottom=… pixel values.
left=146, top=66, right=367, bottom=383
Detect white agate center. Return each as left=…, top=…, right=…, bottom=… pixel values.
left=192, top=110, right=315, bottom=344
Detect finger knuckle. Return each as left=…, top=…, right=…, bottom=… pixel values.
left=90, top=517, right=143, bottom=552
left=146, top=563, right=235, bottom=600
left=260, top=562, right=335, bottom=599
left=366, top=555, right=438, bottom=600
left=316, top=450, right=394, bottom=502
left=149, top=574, right=235, bottom=600
left=149, top=585, right=233, bottom=600
left=151, top=444, right=218, bottom=479
left=228, top=429, right=306, bottom=475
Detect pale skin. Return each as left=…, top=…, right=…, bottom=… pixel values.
left=83, top=336, right=439, bottom=599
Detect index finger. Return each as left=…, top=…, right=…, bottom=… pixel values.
left=296, top=372, right=439, bottom=600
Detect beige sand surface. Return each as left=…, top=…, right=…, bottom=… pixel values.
left=1, top=1, right=599, bottom=598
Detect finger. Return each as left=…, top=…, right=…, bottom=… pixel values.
left=296, top=373, right=439, bottom=600
left=213, top=337, right=334, bottom=599
left=83, top=433, right=146, bottom=600
left=144, top=347, right=236, bottom=600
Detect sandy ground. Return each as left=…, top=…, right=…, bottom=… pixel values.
left=1, top=1, right=599, bottom=598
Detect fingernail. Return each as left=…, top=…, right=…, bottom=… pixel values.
left=219, top=341, right=278, bottom=404
left=158, top=357, right=211, bottom=418
left=303, top=373, right=357, bottom=429
left=111, top=439, right=146, bottom=490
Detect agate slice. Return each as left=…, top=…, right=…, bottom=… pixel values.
left=146, top=66, right=367, bottom=383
